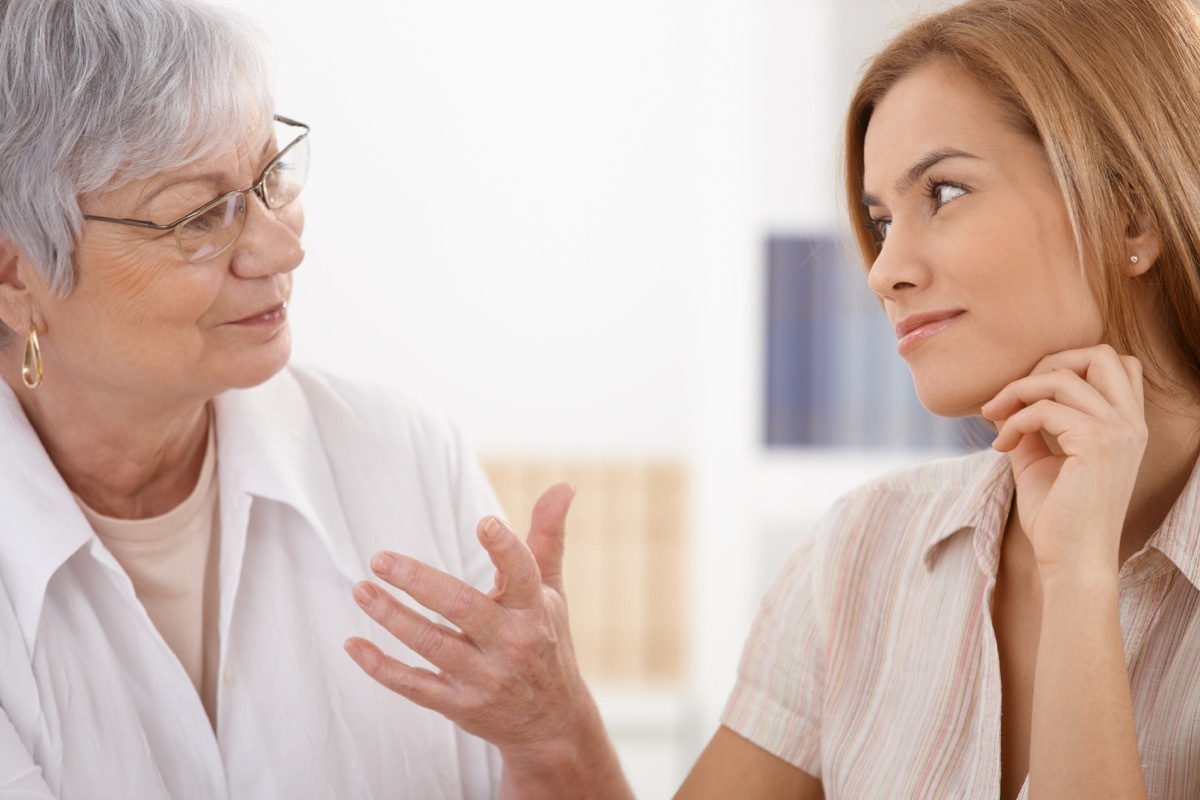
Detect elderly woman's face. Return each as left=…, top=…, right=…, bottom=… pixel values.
left=35, top=123, right=304, bottom=406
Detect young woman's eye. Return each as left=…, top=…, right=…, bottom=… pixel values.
left=928, top=179, right=967, bottom=209
left=866, top=215, right=891, bottom=245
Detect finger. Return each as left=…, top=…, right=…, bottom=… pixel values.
left=344, top=636, right=463, bottom=713
left=527, top=483, right=575, bottom=593
left=1029, top=344, right=1119, bottom=377
left=990, top=399, right=1095, bottom=454
left=352, top=580, right=482, bottom=668
left=367, top=553, right=502, bottom=641
left=982, top=368, right=1112, bottom=423
left=1120, top=355, right=1145, bottom=411
left=1002, top=420, right=1055, bottom=470
left=1029, top=345, right=1142, bottom=417
left=476, top=515, right=545, bottom=610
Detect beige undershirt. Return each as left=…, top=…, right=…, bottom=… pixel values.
left=75, top=417, right=221, bottom=728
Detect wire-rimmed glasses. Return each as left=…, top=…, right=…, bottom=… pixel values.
left=83, top=115, right=310, bottom=263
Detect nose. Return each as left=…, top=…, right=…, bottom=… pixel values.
left=227, top=195, right=305, bottom=279
left=866, top=225, right=926, bottom=301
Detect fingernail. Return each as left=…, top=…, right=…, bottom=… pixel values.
left=482, top=516, right=502, bottom=540
left=344, top=639, right=378, bottom=668
left=371, top=552, right=398, bottom=575
left=353, top=582, right=378, bottom=604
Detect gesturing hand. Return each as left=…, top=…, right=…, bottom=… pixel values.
left=344, top=484, right=631, bottom=799
left=981, top=344, right=1148, bottom=579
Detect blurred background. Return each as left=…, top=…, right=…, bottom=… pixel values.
left=226, top=0, right=968, bottom=794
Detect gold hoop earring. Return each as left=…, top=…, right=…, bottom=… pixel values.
left=22, top=327, right=42, bottom=389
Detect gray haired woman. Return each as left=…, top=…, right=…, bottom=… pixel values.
left=0, top=0, right=507, bottom=796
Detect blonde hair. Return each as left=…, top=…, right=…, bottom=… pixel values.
left=844, top=0, right=1200, bottom=389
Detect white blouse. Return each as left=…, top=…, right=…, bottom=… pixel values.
left=725, top=449, right=1200, bottom=799
left=0, top=365, right=503, bottom=799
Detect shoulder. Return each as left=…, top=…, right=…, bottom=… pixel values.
left=251, top=364, right=473, bottom=462
left=822, top=447, right=1005, bottom=529
left=286, top=364, right=460, bottom=439
left=219, top=365, right=500, bottom=581
left=847, top=447, right=1004, bottom=498
left=808, top=448, right=1008, bottom=583
left=217, top=364, right=488, bottom=509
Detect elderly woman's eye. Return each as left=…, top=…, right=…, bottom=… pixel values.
left=187, top=196, right=244, bottom=233
left=190, top=205, right=227, bottom=231
left=266, top=161, right=291, bottom=184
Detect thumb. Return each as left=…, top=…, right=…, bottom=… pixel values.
left=527, top=482, right=575, bottom=592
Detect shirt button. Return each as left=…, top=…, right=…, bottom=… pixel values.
left=223, top=668, right=235, bottom=686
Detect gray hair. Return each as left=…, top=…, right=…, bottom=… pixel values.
left=0, top=0, right=275, bottom=346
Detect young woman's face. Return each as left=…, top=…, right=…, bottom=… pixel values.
left=862, top=60, right=1105, bottom=418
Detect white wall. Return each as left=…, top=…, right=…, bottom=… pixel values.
left=235, top=0, right=725, bottom=456
left=234, top=0, right=951, bottom=454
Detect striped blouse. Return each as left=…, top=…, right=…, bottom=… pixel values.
left=723, top=448, right=1200, bottom=799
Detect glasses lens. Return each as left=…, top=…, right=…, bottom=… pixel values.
left=177, top=194, right=246, bottom=262
left=262, top=132, right=309, bottom=209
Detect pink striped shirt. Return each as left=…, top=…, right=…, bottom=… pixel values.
left=723, top=448, right=1200, bottom=798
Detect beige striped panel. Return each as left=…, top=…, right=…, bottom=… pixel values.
left=481, top=459, right=687, bottom=682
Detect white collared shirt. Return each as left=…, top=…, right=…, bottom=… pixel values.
left=0, top=365, right=503, bottom=799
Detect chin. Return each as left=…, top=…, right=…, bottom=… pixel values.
left=224, top=331, right=292, bottom=390
left=910, top=371, right=1000, bottom=419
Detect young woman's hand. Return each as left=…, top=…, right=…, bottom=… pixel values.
left=981, top=344, right=1148, bottom=580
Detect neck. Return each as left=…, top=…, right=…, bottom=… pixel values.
left=1120, top=380, right=1200, bottom=563
left=8, top=373, right=211, bottom=519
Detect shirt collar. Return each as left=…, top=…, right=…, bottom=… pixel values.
left=213, top=367, right=362, bottom=586
left=921, top=448, right=1014, bottom=576
left=919, top=446, right=1200, bottom=590
left=1144, top=453, right=1200, bottom=590
left=0, top=380, right=94, bottom=647
left=0, top=368, right=362, bottom=652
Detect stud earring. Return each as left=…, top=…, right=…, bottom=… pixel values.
left=21, top=327, right=42, bottom=389
left=1130, top=255, right=1140, bottom=265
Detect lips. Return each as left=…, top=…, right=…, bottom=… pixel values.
left=228, top=301, right=288, bottom=325
left=893, top=310, right=964, bottom=355
left=894, top=310, right=963, bottom=338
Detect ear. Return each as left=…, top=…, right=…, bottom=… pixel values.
left=0, top=237, right=35, bottom=335
left=1125, top=210, right=1161, bottom=278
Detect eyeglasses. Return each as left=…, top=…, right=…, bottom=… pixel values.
left=83, top=115, right=310, bottom=263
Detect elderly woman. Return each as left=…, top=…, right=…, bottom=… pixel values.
left=0, top=0, right=509, bottom=796
left=348, top=0, right=1200, bottom=797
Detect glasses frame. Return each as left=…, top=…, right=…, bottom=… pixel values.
left=82, top=114, right=310, bottom=263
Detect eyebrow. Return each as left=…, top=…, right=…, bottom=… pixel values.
left=861, top=147, right=981, bottom=207
left=134, top=136, right=278, bottom=213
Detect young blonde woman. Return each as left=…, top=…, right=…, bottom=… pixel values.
left=348, top=0, right=1200, bottom=796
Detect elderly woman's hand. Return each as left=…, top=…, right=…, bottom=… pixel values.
left=344, top=484, right=633, bottom=800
